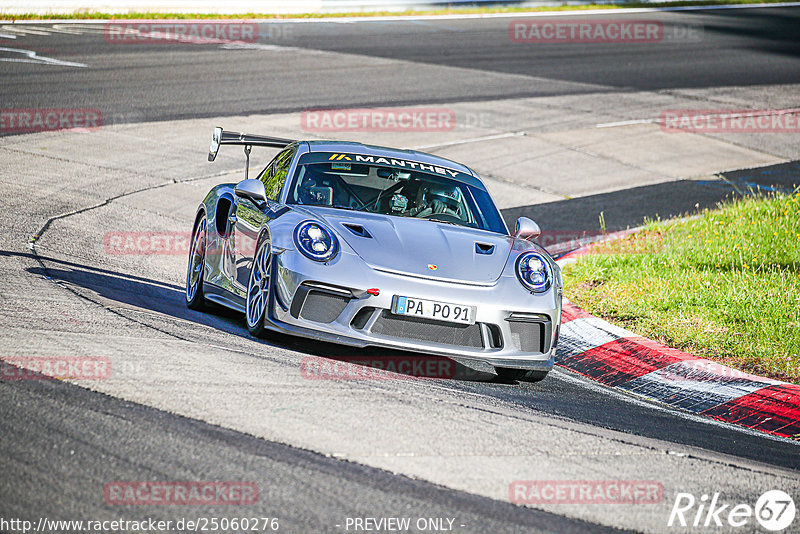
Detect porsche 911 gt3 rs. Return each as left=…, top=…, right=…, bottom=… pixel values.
left=186, top=127, right=562, bottom=381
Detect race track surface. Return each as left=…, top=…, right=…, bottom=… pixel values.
left=1, top=8, right=799, bottom=533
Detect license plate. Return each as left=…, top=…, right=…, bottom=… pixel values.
left=392, top=296, right=476, bottom=325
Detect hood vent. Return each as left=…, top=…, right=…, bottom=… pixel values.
left=475, top=243, right=495, bottom=255
left=342, top=223, right=373, bottom=238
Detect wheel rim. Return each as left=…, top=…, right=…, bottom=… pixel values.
left=186, top=219, right=206, bottom=302
left=246, top=240, right=271, bottom=328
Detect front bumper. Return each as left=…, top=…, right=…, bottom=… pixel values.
left=266, top=250, right=561, bottom=371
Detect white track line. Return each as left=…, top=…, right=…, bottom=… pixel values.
left=0, top=47, right=87, bottom=67
left=596, top=108, right=800, bottom=129
left=0, top=25, right=50, bottom=34
left=45, top=25, right=88, bottom=34
left=596, top=118, right=657, bottom=128
left=412, top=131, right=525, bottom=150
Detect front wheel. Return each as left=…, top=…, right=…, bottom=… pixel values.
left=493, top=367, right=528, bottom=382
left=186, top=217, right=207, bottom=311
left=246, top=235, right=273, bottom=337
left=522, top=370, right=549, bottom=383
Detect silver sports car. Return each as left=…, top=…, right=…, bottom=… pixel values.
left=186, top=127, right=562, bottom=381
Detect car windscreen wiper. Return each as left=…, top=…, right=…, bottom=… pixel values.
left=420, top=217, right=463, bottom=226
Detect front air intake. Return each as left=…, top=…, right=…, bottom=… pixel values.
left=297, top=291, right=351, bottom=323
left=342, top=223, right=372, bottom=238
left=475, top=243, right=495, bottom=255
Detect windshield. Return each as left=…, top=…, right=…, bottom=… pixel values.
left=287, top=153, right=507, bottom=234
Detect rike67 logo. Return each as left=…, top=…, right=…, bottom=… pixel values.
left=668, top=490, right=795, bottom=531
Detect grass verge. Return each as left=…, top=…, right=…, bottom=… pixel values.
left=563, top=191, right=800, bottom=383
left=0, top=0, right=792, bottom=20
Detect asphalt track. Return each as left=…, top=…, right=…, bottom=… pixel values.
left=0, top=7, right=799, bottom=124
left=2, top=363, right=612, bottom=534
left=1, top=7, right=800, bottom=533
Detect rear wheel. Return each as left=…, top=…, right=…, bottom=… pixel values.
left=246, top=235, right=273, bottom=337
left=186, top=217, right=207, bottom=311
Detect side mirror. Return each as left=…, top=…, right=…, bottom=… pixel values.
left=234, top=179, right=267, bottom=204
left=514, top=217, right=541, bottom=241
left=208, top=126, right=222, bottom=162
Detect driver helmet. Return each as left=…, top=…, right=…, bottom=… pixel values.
left=427, top=184, right=462, bottom=209
left=298, top=174, right=318, bottom=200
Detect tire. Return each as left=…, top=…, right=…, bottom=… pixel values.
left=521, top=370, right=549, bottom=383
left=493, top=367, right=528, bottom=382
left=246, top=234, right=273, bottom=337
left=186, top=217, right=208, bottom=311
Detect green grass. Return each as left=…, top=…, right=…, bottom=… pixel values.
left=0, top=0, right=791, bottom=20
left=563, top=191, right=800, bottom=383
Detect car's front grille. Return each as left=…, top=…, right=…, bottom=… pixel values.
left=508, top=320, right=545, bottom=353
left=298, top=291, right=351, bottom=323
left=370, top=311, right=483, bottom=348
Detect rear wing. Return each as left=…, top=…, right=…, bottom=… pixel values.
left=208, top=127, right=295, bottom=161
left=208, top=126, right=296, bottom=178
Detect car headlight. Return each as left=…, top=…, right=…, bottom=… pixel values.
left=516, top=252, right=552, bottom=293
left=293, top=220, right=339, bottom=262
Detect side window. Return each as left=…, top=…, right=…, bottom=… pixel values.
left=262, top=148, right=294, bottom=201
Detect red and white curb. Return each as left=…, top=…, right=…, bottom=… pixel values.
left=554, top=238, right=800, bottom=440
